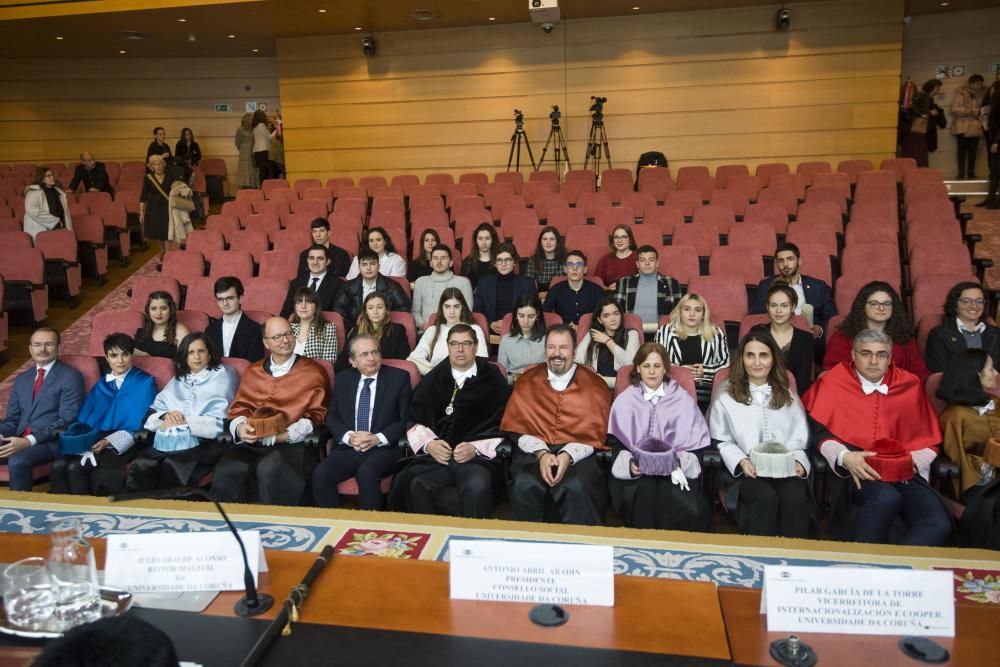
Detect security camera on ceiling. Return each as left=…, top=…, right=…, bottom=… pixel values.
left=529, top=0, right=560, bottom=34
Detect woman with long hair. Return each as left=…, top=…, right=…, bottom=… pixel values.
left=234, top=113, right=259, bottom=190
left=594, top=224, right=638, bottom=288
left=654, top=293, right=730, bottom=407
left=125, top=333, right=238, bottom=491
left=408, top=228, right=441, bottom=283
left=133, top=291, right=189, bottom=359
left=407, top=288, right=487, bottom=375
left=461, top=222, right=500, bottom=289
left=823, top=281, right=929, bottom=379
left=901, top=79, right=944, bottom=167
left=174, top=127, right=202, bottom=167
left=750, top=282, right=814, bottom=394
left=708, top=331, right=812, bottom=538
left=608, top=342, right=712, bottom=530
left=524, top=225, right=566, bottom=290
left=290, top=287, right=338, bottom=364
left=145, top=126, right=172, bottom=162
left=23, top=165, right=72, bottom=240
left=251, top=109, right=276, bottom=183
left=497, top=293, right=546, bottom=382
left=575, top=296, right=640, bottom=386
left=339, top=292, right=411, bottom=370
left=926, top=281, right=1000, bottom=372
left=346, top=226, right=406, bottom=278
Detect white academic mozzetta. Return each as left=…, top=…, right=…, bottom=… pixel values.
left=449, top=540, right=614, bottom=607
left=103, top=531, right=267, bottom=594
left=761, top=565, right=955, bottom=637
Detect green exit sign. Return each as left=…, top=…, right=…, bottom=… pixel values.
left=214, top=103, right=232, bottom=113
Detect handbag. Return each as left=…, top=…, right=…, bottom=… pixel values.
left=910, top=116, right=928, bottom=135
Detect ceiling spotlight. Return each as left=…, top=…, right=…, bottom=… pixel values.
left=318, top=8, right=327, bottom=13
left=178, top=18, right=187, bottom=22
left=940, top=1, right=949, bottom=5
left=489, top=17, right=496, bottom=21
left=55, top=36, right=63, bottom=40
left=228, top=34, right=236, bottom=39
left=354, top=26, right=363, bottom=31
left=119, top=50, right=126, bottom=54
left=252, top=48, right=259, bottom=53
left=632, top=5, right=640, bottom=9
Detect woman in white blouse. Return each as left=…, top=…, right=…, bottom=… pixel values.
left=407, top=288, right=487, bottom=375
left=251, top=109, right=276, bottom=183
left=575, top=296, right=640, bottom=387
left=708, top=331, right=813, bottom=538
left=346, top=226, right=407, bottom=279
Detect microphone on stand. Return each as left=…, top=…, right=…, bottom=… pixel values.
left=110, top=487, right=274, bottom=617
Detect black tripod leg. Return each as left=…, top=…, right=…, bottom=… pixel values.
left=601, top=125, right=612, bottom=168
left=538, top=130, right=555, bottom=171
left=507, top=132, right=518, bottom=172
left=523, top=134, right=537, bottom=172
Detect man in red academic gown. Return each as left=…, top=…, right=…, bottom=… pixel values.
left=803, top=329, right=951, bottom=546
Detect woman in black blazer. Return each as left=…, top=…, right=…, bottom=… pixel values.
left=337, top=292, right=412, bottom=370
left=751, top=283, right=814, bottom=395
left=926, top=282, right=1000, bottom=373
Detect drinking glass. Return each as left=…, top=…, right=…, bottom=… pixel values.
left=3, top=557, right=56, bottom=631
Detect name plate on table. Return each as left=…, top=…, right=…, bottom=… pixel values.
left=449, top=540, right=614, bottom=606
left=761, top=565, right=954, bottom=637
left=104, top=531, right=267, bottom=594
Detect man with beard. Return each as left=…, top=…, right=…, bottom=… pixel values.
left=502, top=325, right=612, bottom=525
left=387, top=324, right=510, bottom=518
left=751, top=243, right=835, bottom=339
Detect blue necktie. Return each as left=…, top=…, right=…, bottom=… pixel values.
left=357, top=378, right=374, bottom=432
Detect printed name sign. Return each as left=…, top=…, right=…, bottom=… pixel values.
left=761, top=565, right=954, bottom=637
left=104, top=531, right=266, bottom=594
left=449, top=540, right=614, bottom=606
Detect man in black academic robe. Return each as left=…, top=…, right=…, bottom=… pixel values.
left=387, top=324, right=510, bottom=518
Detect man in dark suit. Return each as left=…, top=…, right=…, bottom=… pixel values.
left=0, top=327, right=84, bottom=491
left=311, top=334, right=411, bottom=509
left=752, top=242, right=836, bottom=338
left=473, top=243, right=538, bottom=335
left=205, top=276, right=265, bottom=362
left=297, top=218, right=351, bottom=279
left=332, top=248, right=410, bottom=325
left=281, top=244, right=345, bottom=318
left=68, top=152, right=114, bottom=195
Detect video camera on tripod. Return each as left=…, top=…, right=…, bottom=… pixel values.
left=589, top=96, right=607, bottom=120
left=513, top=108, right=525, bottom=128
left=549, top=105, right=561, bottom=128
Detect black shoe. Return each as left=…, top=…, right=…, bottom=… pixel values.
left=975, top=196, right=994, bottom=208
left=988, top=199, right=1000, bottom=209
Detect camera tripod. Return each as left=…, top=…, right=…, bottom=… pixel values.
left=506, top=109, right=537, bottom=172
left=537, top=106, right=571, bottom=174
left=584, top=105, right=612, bottom=177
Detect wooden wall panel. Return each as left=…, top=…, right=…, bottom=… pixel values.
left=0, top=57, right=279, bottom=182
left=278, top=0, right=904, bottom=182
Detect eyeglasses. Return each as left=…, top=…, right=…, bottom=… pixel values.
left=265, top=332, right=295, bottom=342
left=866, top=300, right=893, bottom=310
left=216, top=295, right=238, bottom=303
left=496, top=257, right=514, bottom=265
left=958, top=298, right=986, bottom=306
left=612, top=235, right=630, bottom=241
left=856, top=350, right=890, bottom=361
left=564, top=262, right=585, bottom=268
left=447, top=340, right=476, bottom=349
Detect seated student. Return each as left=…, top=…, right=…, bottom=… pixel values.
left=936, top=350, right=999, bottom=542
left=613, top=245, right=684, bottom=334
left=340, top=292, right=412, bottom=370
left=654, top=293, right=730, bottom=408
left=752, top=242, right=835, bottom=339
left=473, top=243, right=538, bottom=336
left=388, top=324, right=511, bottom=518
left=608, top=342, right=712, bottom=531
left=280, top=244, right=345, bottom=318
left=205, top=276, right=265, bottom=362
left=333, top=248, right=410, bottom=325
left=708, top=332, right=813, bottom=538
left=126, top=333, right=238, bottom=491
left=502, top=326, right=612, bottom=526
left=407, top=289, right=487, bottom=375
left=312, top=334, right=411, bottom=510
left=407, top=228, right=440, bottom=283
left=575, top=296, right=640, bottom=386
left=290, top=287, right=339, bottom=364
left=51, top=333, right=158, bottom=496
left=542, top=250, right=605, bottom=328
left=345, top=227, right=406, bottom=279
left=593, top=224, right=637, bottom=289
left=460, top=223, right=499, bottom=290
left=297, top=218, right=351, bottom=280
left=213, top=317, right=329, bottom=505
left=0, top=328, right=84, bottom=492
left=523, top=226, right=567, bottom=291
left=411, top=244, right=473, bottom=333
left=751, top=283, right=815, bottom=395
left=926, top=281, right=1000, bottom=373
left=823, top=281, right=930, bottom=380
left=133, top=291, right=190, bottom=359
left=497, top=293, right=547, bottom=383
left=804, top=329, right=950, bottom=546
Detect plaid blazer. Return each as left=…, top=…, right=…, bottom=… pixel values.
left=614, top=273, right=684, bottom=317
left=291, top=320, right=339, bottom=365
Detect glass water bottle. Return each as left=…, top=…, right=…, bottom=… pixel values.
left=47, top=519, right=102, bottom=630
